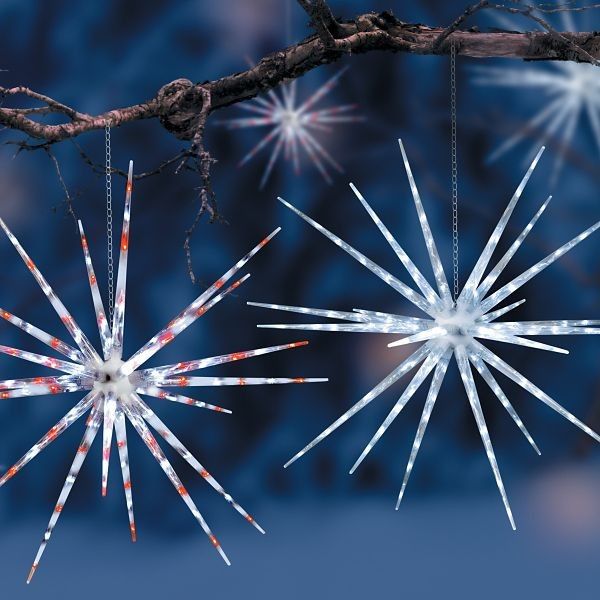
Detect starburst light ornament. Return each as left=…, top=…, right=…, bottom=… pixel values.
left=0, top=161, right=326, bottom=582
left=221, top=67, right=361, bottom=187
left=473, top=11, right=600, bottom=178
left=250, top=140, right=600, bottom=528
left=472, top=62, right=600, bottom=176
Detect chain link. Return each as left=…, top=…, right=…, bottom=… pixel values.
left=450, top=39, right=459, bottom=303
left=105, top=124, right=114, bottom=322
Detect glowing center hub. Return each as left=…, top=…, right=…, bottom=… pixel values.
left=279, top=109, right=300, bottom=135
left=436, top=307, right=477, bottom=344
left=566, top=64, right=596, bottom=98
left=94, top=356, right=133, bottom=397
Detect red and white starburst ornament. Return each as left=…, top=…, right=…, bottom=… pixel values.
left=0, top=161, right=326, bottom=582
left=221, top=67, right=362, bottom=187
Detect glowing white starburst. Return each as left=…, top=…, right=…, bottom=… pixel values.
left=474, top=11, right=600, bottom=178
left=221, top=67, right=361, bottom=187
left=472, top=62, right=600, bottom=176
left=0, top=162, right=326, bottom=582
left=250, top=139, right=600, bottom=528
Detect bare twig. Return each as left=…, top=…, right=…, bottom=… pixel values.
left=0, top=85, right=81, bottom=120
left=433, top=0, right=490, bottom=52
left=494, top=2, right=600, bottom=65
left=296, top=0, right=338, bottom=47
left=532, top=2, right=600, bottom=15
left=71, top=141, right=191, bottom=180
left=434, top=2, right=600, bottom=65
left=297, top=0, right=337, bottom=28
left=1, top=2, right=599, bottom=280
left=182, top=86, right=223, bottom=284
left=44, top=147, right=78, bottom=225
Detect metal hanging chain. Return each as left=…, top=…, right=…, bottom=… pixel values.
left=450, top=38, right=459, bottom=303
left=105, top=124, right=114, bottom=322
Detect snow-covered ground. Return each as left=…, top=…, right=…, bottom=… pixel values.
left=3, top=464, right=600, bottom=599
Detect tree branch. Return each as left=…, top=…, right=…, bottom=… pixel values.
left=180, top=86, right=223, bottom=285
left=432, top=1, right=600, bottom=64
left=44, top=147, right=78, bottom=225
left=71, top=141, right=191, bottom=181
left=296, top=0, right=338, bottom=46
left=1, top=10, right=599, bottom=145
left=1, top=2, right=599, bottom=281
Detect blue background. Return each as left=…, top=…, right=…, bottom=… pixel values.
left=0, top=1, right=599, bottom=597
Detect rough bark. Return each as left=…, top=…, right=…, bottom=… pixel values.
left=1, top=13, right=599, bottom=143
left=2, top=1, right=599, bottom=282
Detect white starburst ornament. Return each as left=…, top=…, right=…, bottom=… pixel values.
left=472, top=61, right=600, bottom=178
left=221, top=67, right=361, bottom=187
left=0, top=161, right=326, bottom=582
left=472, top=10, right=600, bottom=180
left=250, top=139, right=600, bottom=529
